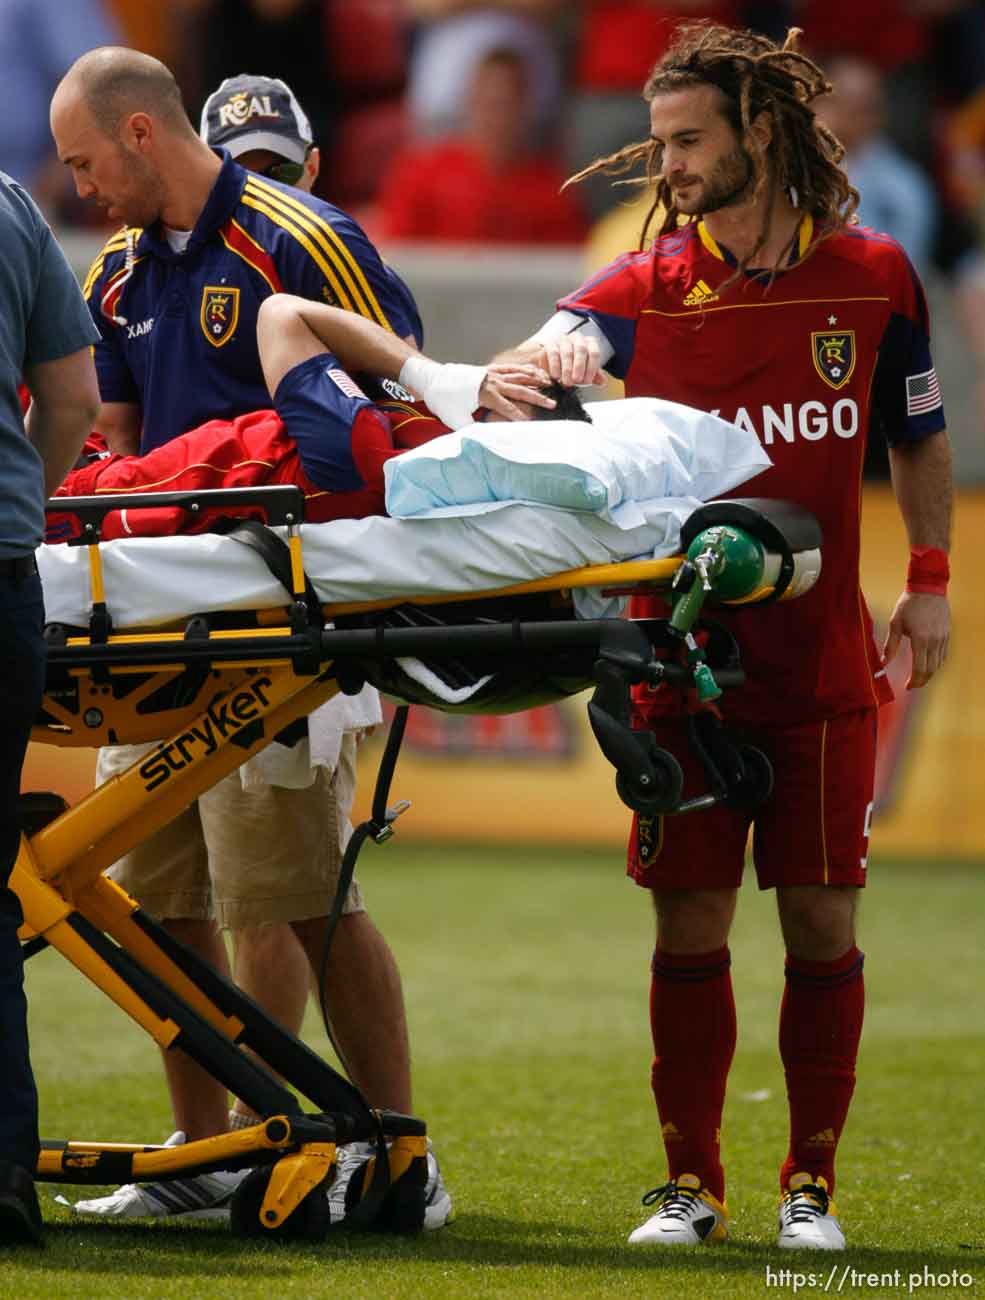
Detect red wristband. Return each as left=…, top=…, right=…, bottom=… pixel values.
left=906, top=546, right=949, bottom=596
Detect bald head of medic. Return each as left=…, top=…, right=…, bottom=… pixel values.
left=50, top=46, right=221, bottom=232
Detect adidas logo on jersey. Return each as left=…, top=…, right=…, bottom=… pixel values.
left=683, top=279, right=719, bottom=306
left=661, top=1121, right=681, bottom=1140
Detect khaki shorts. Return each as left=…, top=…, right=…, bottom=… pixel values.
left=97, top=733, right=364, bottom=929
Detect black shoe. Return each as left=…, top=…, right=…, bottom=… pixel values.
left=0, top=1161, right=43, bottom=1245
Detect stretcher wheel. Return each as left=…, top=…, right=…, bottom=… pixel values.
left=229, top=1165, right=332, bottom=1241
left=723, top=744, right=774, bottom=811
left=616, top=750, right=684, bottom=814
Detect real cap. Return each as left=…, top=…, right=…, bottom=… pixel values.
left=199, top=74, right=312, bottom=163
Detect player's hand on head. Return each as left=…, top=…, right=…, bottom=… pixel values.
left=478, top=362, right=556, bottom=422
left=541, top=334, right=606, bottom=388
left=882, top=591, right=951, bottom=689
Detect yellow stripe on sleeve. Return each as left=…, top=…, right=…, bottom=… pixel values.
left=245, top=177, right=393, bottom=330
left=239, top=191, right=356, bottom=313
left=83, top=228, right=138, bottom=300
left=83, top=259, right=106, bottom=301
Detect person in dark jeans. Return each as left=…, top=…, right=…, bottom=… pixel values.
left=0, top=169, right=100, bottom=1244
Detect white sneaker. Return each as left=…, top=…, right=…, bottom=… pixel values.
left=628, top=1173, right=729, bottom=1245
left=70, top=1131, right=247, bottom=1222
left=777, top=1173, right=846, bottom=1250
left=326, top=1139, right=374, bottom=1225
left=328, top=1137, right=453, bottom=1230
left=423, top=1137, right=453, bottom=1230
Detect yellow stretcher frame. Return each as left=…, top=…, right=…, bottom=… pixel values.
left=19, top=486, right=691, bottom=1239
left=22, top=485, right=817, bottom=1237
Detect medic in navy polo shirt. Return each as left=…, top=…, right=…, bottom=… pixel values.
left=52, top=53, right=421, bottom=454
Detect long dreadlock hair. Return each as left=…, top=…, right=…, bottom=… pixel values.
left=566, top=24, right=859, bottom=289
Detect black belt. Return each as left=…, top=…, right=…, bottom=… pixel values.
left=0, top=555, right=38, bottom=581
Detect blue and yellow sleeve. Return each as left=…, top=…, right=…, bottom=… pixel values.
left=81, top=230, right=140, bottom=404
left=240, top=175, right=423, bottom=344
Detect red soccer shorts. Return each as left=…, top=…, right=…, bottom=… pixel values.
left=627, top=709, right=877, bottom=891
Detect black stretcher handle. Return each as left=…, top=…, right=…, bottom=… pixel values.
left=43, top=616, right=745, bottom=687
left=44, top=485, right=306, bottom=537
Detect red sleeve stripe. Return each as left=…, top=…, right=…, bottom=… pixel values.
left=219, top=219, right=283, bottom=295
left=100, top=259, right=144, bottom=320
left=82, top=227, right=134, bottom=300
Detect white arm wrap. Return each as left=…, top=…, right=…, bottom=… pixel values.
left=398, top=355, right=487, bottom=429
left=530, top=310, right=616, bottom=369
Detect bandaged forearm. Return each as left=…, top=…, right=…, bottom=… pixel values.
left=398, top=355, right=486, bottom=429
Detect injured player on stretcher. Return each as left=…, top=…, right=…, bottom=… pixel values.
left=46, top=296, right=568, bottom=540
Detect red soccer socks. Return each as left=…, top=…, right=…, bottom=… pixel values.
left=649, top=945, right=736, bottom=1203
left=779, top=945, right=865, bottom=1193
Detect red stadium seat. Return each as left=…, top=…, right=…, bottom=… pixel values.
left=328, top=98, right=409, bottom=207
left=323, top=0, right=408, bottom=99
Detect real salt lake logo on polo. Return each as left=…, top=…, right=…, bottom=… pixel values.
left=200, top=286, right=240, bottom=347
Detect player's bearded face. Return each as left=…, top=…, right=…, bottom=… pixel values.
left=682, top=142, right=755, bottom=215
left=650, top=85, right=759, bottom=216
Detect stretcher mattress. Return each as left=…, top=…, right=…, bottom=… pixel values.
left=37, top=496, right=708, bottom=629
left=38, top=400, right=770, bottom=629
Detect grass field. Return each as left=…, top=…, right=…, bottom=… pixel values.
left=12, top=844, right=985, bottom=1299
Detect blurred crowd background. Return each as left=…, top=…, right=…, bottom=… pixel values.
left=4, top=0, right=985, bottom=479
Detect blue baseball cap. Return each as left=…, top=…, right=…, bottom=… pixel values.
left=200, top=74, right=313, bottom=163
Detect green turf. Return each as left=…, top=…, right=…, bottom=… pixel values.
left=13, top=847, right=985, bottom=1299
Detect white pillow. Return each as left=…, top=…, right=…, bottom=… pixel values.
left=383, top=397, right=770, bottom=520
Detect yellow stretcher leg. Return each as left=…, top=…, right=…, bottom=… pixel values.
left=13, top=853, right=182, bottom=1050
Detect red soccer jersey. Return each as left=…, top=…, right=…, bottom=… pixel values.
left=48, top=397, right=448, bottom=542
left=559, top=216, right=946, bottom=725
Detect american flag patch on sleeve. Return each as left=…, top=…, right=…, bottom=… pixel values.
left=906, top=367, right=942, bottom=416
left=327, top=368, right=367, bottom=401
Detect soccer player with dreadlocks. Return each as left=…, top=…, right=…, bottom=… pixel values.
left=504, top=23, right=952, bottom=1249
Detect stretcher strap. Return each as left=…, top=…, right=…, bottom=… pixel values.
left=316, top=706, right=410, bottom=1047
left=216, top=518, right=323, bottom=628
left=315, top=705, right=411, bottom=1229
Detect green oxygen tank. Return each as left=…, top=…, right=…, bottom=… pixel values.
left=669, top=524, right=781, bottom=637
left=686, top=524, right=774, bottom=600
